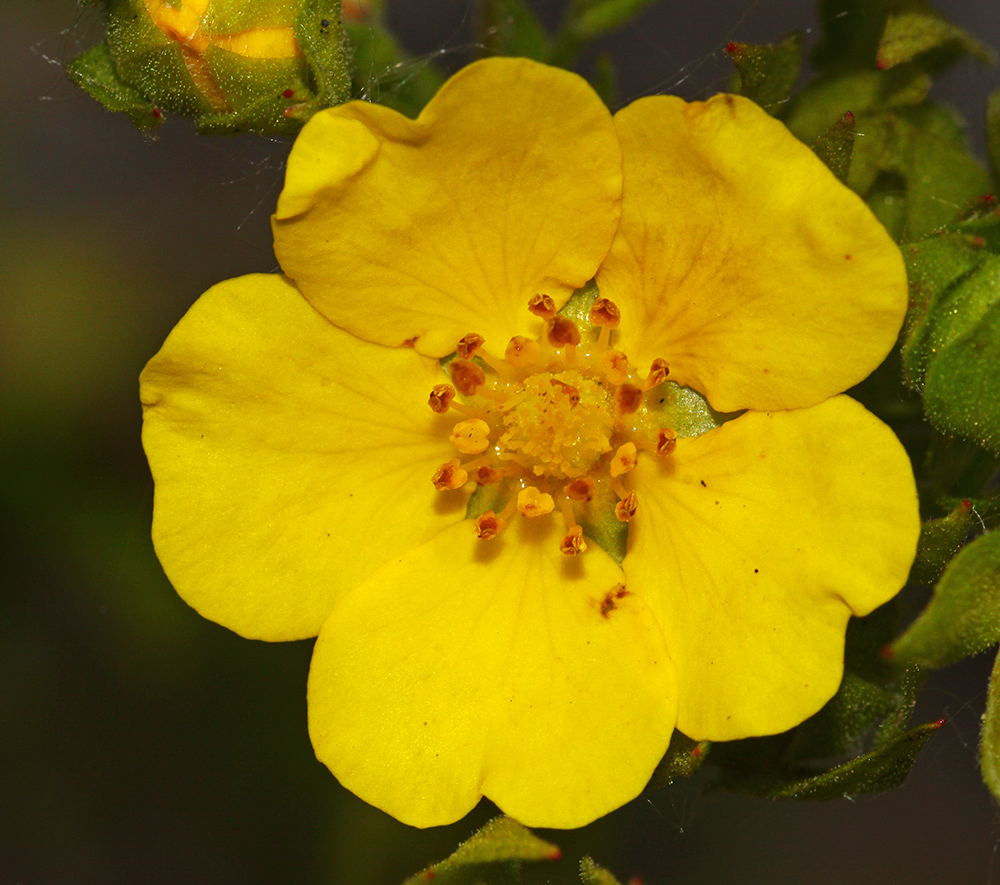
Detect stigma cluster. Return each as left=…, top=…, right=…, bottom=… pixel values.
left=428, top=296, right=678, bottom=555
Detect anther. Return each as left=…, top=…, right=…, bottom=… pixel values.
left=456, top=333, right=485, bottom=359
left=615, top=384, right=643, bottom=415
left=589, top=298, right=621, bottom=350
left=449, top=358, right=486, bottom=396
left=450, top=419, right=491, bottom=454
left=615, top=492, right=638, bottom=522
left=505, top=335, right=540, bottom=368
left=656, top=428, right=678, bottom=457
left=548, top=316, right=581, bottom=348
left=474, top=465, right=506, bottom=485
left=432, top=459, right=468, bottom=490
left=528, top=293, right=557, bottom=319
left=428, top=383, right=456, bottom=413
left=550, top=378, right=580, bottom=406
left=644, top=358, right=670, bottom=390
left=610, top=442, right=638, bottom=477
left=517, top=486, right=555, bottom=517
left=559, top=525, right=587, bottom=556
left=564, top=477, right=596, bottom=502
left=475, top=511, right=507, bottom=540
left=600, top=350, right=629, bottom=385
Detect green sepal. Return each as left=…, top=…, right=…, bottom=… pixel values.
left=566, top=0, right=658, bottom=42
left=980, top=646, right=1000, bottom=804
left=725, top=33, right=803, bottom=116
left=483, top=0, right=550, bottom=61
left=294, top=0, right=351, bottom=110
left=400, top=817, right=560, bottom=885
left=65, top=42, right=162, bottom=131
left=759, top=719, right=943, bottom=800
left=645, top=730, right=709, bottom=790
left=877, top=8, right=995, bottom=73
left=909, top=500, right=974, bottom=585
left=810, top=111, right=856, bottom=183
left=892, top=530, right=1000, bottom=668
left=579, top=857, right=623, bottom=885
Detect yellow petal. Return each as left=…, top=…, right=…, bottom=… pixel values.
left=140, top=274, right=467, bottom=641
left=598, top=94, right=907, bottom=413
left=308, top=518, right=676, bottom=828
left=625, top=396, right=919, bottom=740
left=273, top=56, right=622, bottom=358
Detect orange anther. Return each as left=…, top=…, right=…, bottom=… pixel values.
left=644, top=358, right=670, bottom=390
left=449, top=358, right=486, bottom=396
left=432, top=459, right=468, bottom=490
left=559, top=525, right=587, bottom=556
left=450, top=418, right=491, bottom=454
left=615, top=384, right=643, bottom=415
left=504, top=335, right=540, bottom=368
left=589, top=297, right=621, bottom=328
left=474, top=465, right=505, bottom=485
left=428, top=383, right=456, bottom=413
left=528, top=293, right=557, bottom=319
left=615, top=491, right=638, bottom=521
left=548, top=316, right=581, bottom=348
left=475, top=511, right=507, bottom=539
left=517, top=486, right=555, bottom=517
left=564, top=476, right=596, bottom=502
left=610, top=442, right=638, bottom=477
left=600, top=350, right=629, bottom=384
left=456, top=333, right=485, bottom=359
left=656, top=428, right=678, bottom=457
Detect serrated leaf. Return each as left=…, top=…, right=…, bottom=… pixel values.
left=401, top=817, right=560, bottom=885
left=726, top=33, right=803, bottom=115
left=765, top=720, right=942, bottom=800
left=909, top=500, right=974, bottom=585
left=810, top=111, right=856, bottom=182
left=923, top=302, right=1000, bottom=452
left=893, top=530, right=1000, bottom=668
left=980, top=647, right=1000, bottom=804
left=580, top=857, right=623, bottom=885
left=645, top=730, right=709, bottom=790
left=877, top=9, right=994, bottom=72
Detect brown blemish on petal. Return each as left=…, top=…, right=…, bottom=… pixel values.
left=599, top=583, right=629, bottom=618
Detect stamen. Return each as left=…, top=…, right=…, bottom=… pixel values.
left=644, top=358, right=670, bottom=390
left=615, top=491, right=638, bottom=522
left=450, top=419, right=491, bottom=454
left=548, top=316, right=581, bottom=349
left=474, top=465, right=506, bottom=485
left=432, top=459, right=468, bottom=490
left=564, top=476, right=596, bottom=502
left=610, top=442, right=638, bottom=477
left=475, top=511, right=507, bottom=540
left=559, top=525, right=587, bottom=556
left=517, top=486, right=555, bottom=517
left=428, top=383, right=456, bottom=413
left=615, top=384, right=643, bottom=415
left=528, top=294, right=557, bottom=319
left=656, top=428, right=678, bottom=457
left=600, top=350, right=629, bottom=385
left=610, top=477, right=629, bottom=499
left=450, top=358, right=486, bottom=396
left=589, top=298, right=621, bottom=350
left=505, top=336, right=540, bottom=368
left=456, top=333, right=485, bottom=359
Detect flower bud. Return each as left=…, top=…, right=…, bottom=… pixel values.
left=67, top=0, right=351, bottom=135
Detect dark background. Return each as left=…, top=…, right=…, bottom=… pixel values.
left=3, top=1, right=1000, bottom=883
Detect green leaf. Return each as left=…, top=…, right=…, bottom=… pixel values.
left=765, top=720, right=943, bottom=800
left=909, top=500, right=974, bottom=585
left=893, top=530, right=1000, bottom=668
left=645, top=730, right=709, bottom=790
left=726, top=34, right=803, bottom=115
left=401, top=817, right=561, bottom=885
left=877, top=9, right=995, bottom=72
left=65, top=42, right=162, bottom=130
left=812, top=0, right=888, bottom=72
left=567, top=0, right=658, bottom=42
left=580, top=857, right=623, bottom=885
left=483, top=0, right=550, bottom=60
left=810, top=111, right=856, bottom=182
left=980, top=647, right=1000, bottom=803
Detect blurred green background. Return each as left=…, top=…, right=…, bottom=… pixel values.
left=3, top=2, right=1000, bottom=883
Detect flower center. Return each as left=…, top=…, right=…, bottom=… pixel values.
left=428, top=295, right=678, bottom=555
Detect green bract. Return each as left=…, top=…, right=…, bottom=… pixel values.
left=67, top=0, right=350, bottom=135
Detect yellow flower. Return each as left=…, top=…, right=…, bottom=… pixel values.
left=140, top=58, right=919, bottom=828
